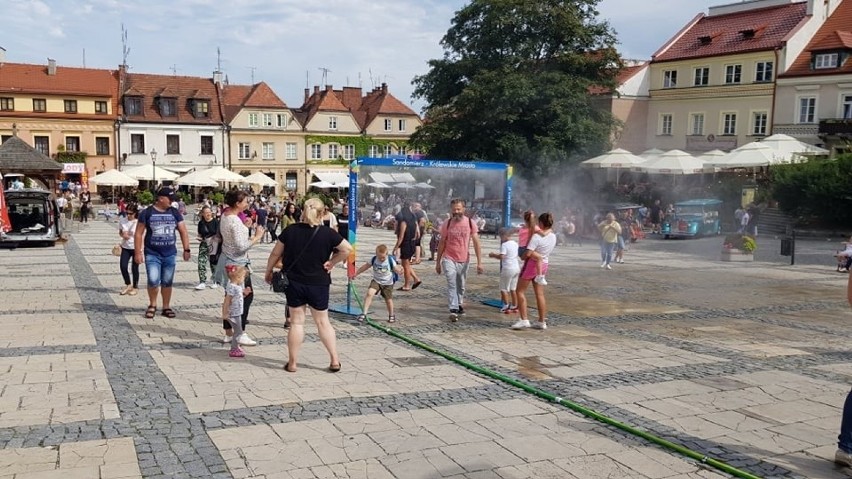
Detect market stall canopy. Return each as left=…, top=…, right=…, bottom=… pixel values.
left=581, top=148, right=646, bottom=168
left=636, top=150, right=704, bottom=175
left=175, top=170, right=219, bottom=187
left=367, top=182, right=391, bottom=188
left=89, top=169, right=138, bottom=186
left=760, top=134, right=829, bottom=162
left=394, top=183, right=415, bottom=189
left=122, top=164, right=179, bottom=181
left=242, top=172, right=278, bottom=187
left=705, top=142, right=775, bottom=169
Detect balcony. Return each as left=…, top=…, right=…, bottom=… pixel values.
left=819, top=119, right=852, bottom=137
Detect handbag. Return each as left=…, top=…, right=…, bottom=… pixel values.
left=111, top=245, right=122, bottom=256
left=272, top=226, right=320, bottom=293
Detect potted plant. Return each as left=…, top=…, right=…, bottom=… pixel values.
left=721, top=234, right=756, bottom=262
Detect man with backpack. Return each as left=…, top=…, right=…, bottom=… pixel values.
left=134, top=187, right=191, bottom=319
left=435, top=198, right=484, bottom=322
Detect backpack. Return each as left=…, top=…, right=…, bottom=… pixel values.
left=371, top=255, right=399, bottom=283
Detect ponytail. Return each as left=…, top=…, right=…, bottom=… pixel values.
left=302, top=198, right=325, bottom=226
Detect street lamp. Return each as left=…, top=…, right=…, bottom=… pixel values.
left=150, top=149, right=158, bottom=189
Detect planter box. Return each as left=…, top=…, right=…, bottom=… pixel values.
left=720, top=249, right=754, bottom=262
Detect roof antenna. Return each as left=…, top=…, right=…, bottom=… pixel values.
left=216, top=46, right=222, bottom=72
left=82, top=48, right=86, bottom=68
left=170, top=64, right=178, bottom=76
left=247, top=66, right=256, bottom=84
left=318, top=67, right=331, bottom=85
left=121, top=23, right=131, bottom=69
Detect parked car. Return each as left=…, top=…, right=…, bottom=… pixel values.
left=661, top=199, right=723, bottom=239
left=476, top=209, right=503, bottom=235
left=2, top=189, right=61, bottom=246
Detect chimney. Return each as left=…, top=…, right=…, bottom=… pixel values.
left=304, top=88, right=310, bottom=103
left=806, top=0, right=815, bottom=16
left=213, top=70, right=223, bottom=86
left=381, top=82, right=388, bottom=94
left=325, top=84, right=333, bottom=92
left=47, top=58, right=57, bottom=75
left=313, top=85, right=320, bottom=94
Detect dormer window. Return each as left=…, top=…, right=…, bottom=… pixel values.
left=740, top=29, right=755, bottom=39
left=193, top=100, right=210, bottom=118
left=159, top=98, right=177, bottom=117
left=125, top=96, right=143, bottom=115
left=815, top=53, right=839, bottom=69
left=699, top=36, right=712, bottom=45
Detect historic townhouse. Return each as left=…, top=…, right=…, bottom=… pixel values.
left=590, top=61, right=651, bottom=153
left=646, top=0, right=837, bottom=153
left=0, top=57, right=118, bottom=186
left=296, top=83, right=421, bottom=190
left=117, top=69, right=226, bottom=175
left=775, top=0, right=852, bottom=156
left=221, top=81, right=306, bottom=195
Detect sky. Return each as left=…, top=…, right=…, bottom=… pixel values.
left=3, top=0, right=716, bottom=112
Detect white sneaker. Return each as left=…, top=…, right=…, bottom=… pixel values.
left=600, top=263, right=606, bottom=268
left=534, top=275, right=548, bottom=285
left=499, top=305, right=510, bottom=313
left=511, top=319, right=531, bottom=330
left=531, top=321, right=547, bottom=330
left=207, top=282, right=219, bottom=289
left=238, top=334, right=257, bottom=346
left=195, top=282, right=207, bottom=290
left=605, top=264, right=612, bottom=270
left=221, top=335, right=232, bottom=344
left=835, top=448, right=852, bottom=467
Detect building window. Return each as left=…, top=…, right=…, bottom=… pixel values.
left=200, top=136, right=213, bottom=155
left=369, top=145, right=380, bottom=157
left=842, top=94, right=852, bottom=119
left=755, top=62, right=773, bottom=82
left=311, top=144, right=322, bottom=160
left=752, top=112, right=768, bottom=136
left=34, top=136, right=49, bottom=155
left=690, top=113, right=704, bottom=135
left=0, top=98, right=14, bottom=111
left=248, top=113, right=258, bottom=127
left=125, top=97, right=142, bottom=115
left=166, top=134, right=180, bottom=155
left=328, top=144, right=339, bottom=159
left=285, top=172, right=297, bottom=191
left=285, top=143, right=297, bottom=160
left=722, top=113, right=737, bottom=135
left=384, top=119, right=392, bottom=131
left=238, top=142, right=251, bottom=160
left=798, top=97, right=816, bottom=123
left=194, top=100, right=210, bottom=118
left=263, top=113, right=273, bottom=127
left=33, top=99, right=46, bottom=112
left=262, top=142, right=274, bottom=160
left=0, top=135, right=11, bottom=144
left=95, top=137, right=110, bottom=156
left=95, top=101, right=108, bottom=114
left=399, top=145, right=408, bottom=155
left=693, top=67, right=709, bottom=86
left=65, top=136, right=81, bottom=152
left=343, top=144, right=355, bottom=160
left=328, top=116, right=338, bottom=130
left=725, top=65, right=742, bottom=84
left=277, top=114, right=287, bottom=128
left=815, top=53, right=839, bottom=69
left=663, top=70, right=677, bottom=88
left=130, top=134, right=145, bottom=154
left=64, top=100, right=77, bottom=113
left=660, top=114, right=673, bottom=135
left=384, top=144, right=394, bottom=156
left=159, top=98, right=176, bottom=117
left=398, top=119, right=406, bottom=131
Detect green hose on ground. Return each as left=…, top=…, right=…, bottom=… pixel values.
left=346, top=283, right=762, bottom=479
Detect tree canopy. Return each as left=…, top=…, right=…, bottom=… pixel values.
left=770, top=154, right=852, bottom=228
left=411, top=0, right=622, bottom=176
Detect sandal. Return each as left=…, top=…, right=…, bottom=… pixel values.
left=411, top=281, right=422, bottom=290
left=328, top=363, right=342, bottom=373
left=356, top=314, right=366, bottom=323
left=397, top=287, right=411, bottom=291
left=161, top=308, right=176, bottom=318
left=388, top=315, right=396, bottom=323
left=284, top=362, right=296, bottom=373
left=144, top=306, right=156, bottom=319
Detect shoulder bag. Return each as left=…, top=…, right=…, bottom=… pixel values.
left=272, top=226, right=321, bottom=292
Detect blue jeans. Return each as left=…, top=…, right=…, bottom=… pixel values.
left=839, top=388, right=852, bottom=452
left=145, top=252, right=176, bottom=288
left=600, top=242, right=616, bottom=265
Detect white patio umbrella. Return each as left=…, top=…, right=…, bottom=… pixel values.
left=581, top=148, right=646, bottom=185
left=195, top=166, right=245, bottom=183
left=636, top=150, right=704, bottom=175
left=122, top=164, right=179, bottom=181
left=242, top=172, right=278, bottom=187
left=175, top=170, right=219, bottom=187
left=309, top=180, right=336, bottom=188
left=640, top=148, right=665, bottom=159
left=413, top=182, right=436, bottom=189
left=394, top=183, right=415, bottom=189
left=367, top=182, right=390, bottom=189
left=90, top=169, right=139, bottom=204
left=706, top=143, right=775, bottom=169
left=697, top=150, right=728, bottom=172
left=760, top=134, right=829, bottom=162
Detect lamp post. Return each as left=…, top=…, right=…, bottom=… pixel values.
left=150, top=149, right=158, bottom=189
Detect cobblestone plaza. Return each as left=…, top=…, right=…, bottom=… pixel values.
left=1, top=221, right=850, bottom=478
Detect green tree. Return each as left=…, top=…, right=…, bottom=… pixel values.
left=770, top=154, right=852, bottom=227
left=411, top=0, right=621, bottom=176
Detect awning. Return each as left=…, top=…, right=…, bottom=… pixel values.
left=369, top=172, right=416, bottom=183
left=313, top=171, right=349, bottom=185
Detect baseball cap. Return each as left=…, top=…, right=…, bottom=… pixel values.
left=156, top=187, right=177, bottom=201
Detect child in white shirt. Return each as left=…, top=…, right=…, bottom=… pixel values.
left=350, top=244, right=403, bottom=323
left=489, top=228, right=521, bottom=313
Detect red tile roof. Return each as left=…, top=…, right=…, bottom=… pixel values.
left=219, top=82, right=288, bottom=123
left=782, top=0, right=852, bottom=77
left=653, top=2, right=808, bottom=63
left=588, top=63, right=647, bottom=95
left=298, top=83, right=418, bottom=131
left=121, top=72, right=223, bottom=124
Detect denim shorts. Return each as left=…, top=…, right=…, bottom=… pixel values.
left=284, top=279, right=330, bottom=311
left=145, top=252, right=177, bottom=288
